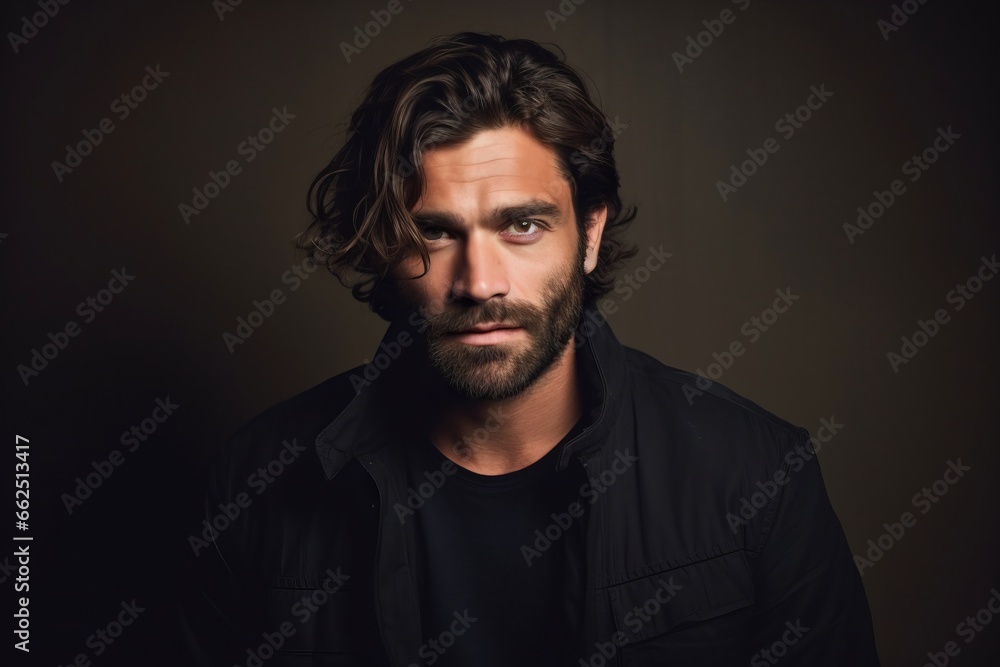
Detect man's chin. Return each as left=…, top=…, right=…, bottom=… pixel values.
left=430, top=343, right=521, bottom=399
left=445, top=373, right=540, bottom=401
left=429, top=334, right=571, bottom=401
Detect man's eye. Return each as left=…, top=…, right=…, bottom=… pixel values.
left=420, top=227, right=450, bottom=241
left=507, top=219, right=540, bottom=235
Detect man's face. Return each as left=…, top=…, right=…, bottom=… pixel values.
left=392, top=126, right=606, bottom=400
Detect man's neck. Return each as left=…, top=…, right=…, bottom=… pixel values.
left=426, top=339, right=582, bottom=475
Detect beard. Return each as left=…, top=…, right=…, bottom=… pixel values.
left=403, top=244, right=586, bottom=401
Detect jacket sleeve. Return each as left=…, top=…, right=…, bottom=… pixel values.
left=747, top=429, right=881, bottom=666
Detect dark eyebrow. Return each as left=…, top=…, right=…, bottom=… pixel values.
left=411, top=199, right=564, bottom=228
left=411, top=210, right=462, bottom=228
left=489, top=200, right=563, bottom=225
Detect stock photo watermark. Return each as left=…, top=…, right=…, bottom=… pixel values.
left=716, top=84, right=833, bottom=202
left=16, top=267, right=136, bottom=386
left=671, top=0, right=752, bottom=74
left=623, top=577, right=685, bottom=636
left=188, top=438, right=307, bottom=556
left=683, top=287, right=800, bottom=404
left=350, top=330, right=415, bottom=394
left=570, top=114, right=629, bottom=167
left=340, top=0, right=418, bottom=63
left=179, top=106, right=296, bottom=224
left=51, top=65, right=170, bottom=182
left=571, top=245, right=674, bottom=352
left=7, top=0, right=72, bottom=54
left=213, top=0, right=243, bottom=21
left=750, top=619, right=810, bottom=666
left=886, top=253, right=996, bottom=373
left=235, top=567, right=351, bottom=667
left=545, top=0, right=588, bottom=31
left=878, top=0, right=930, bottom=41
left=844, top=125, right=961, bottom=244
left=11, top=545, right=30, bottom=652
left=53, top=599, right=145, bottom=665
left=409, top=610, right=477, bottom=666
left=61, top=396, right=179, bottom=514
left=579, top=577, right=684, bottom=665
left=222, top=255, right=320, bottom=353
left=521, top=448, right=638, bottom=566
left=394, top=407, right=508, bottom=524
left=921, top=588, right=1000, bottom=666
left=726, top=416, right=842, bottom=532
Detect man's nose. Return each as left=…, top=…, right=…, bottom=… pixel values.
left=450, top=233, right=510, bottom=303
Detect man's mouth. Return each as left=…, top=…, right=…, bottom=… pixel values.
left=457, top=322, right=520, bottom=334
left=447, top=322, right=524, bottom=345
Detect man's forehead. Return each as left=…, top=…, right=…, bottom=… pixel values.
left=421, top=126, right=556, bottom=164
left=415, top=127, right=569, bottom=202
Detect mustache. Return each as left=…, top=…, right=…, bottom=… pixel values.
left=422, top=299, right=545, bottom=336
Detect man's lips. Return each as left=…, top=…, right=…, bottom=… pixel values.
left=453, top=322, right=520, bottom=334
left=446, top=323, right=524, bottom=345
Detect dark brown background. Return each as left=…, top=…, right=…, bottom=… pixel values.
left=3, top=0, right=998, bottom=664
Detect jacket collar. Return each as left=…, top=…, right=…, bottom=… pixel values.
left=314, top=301, right=629, bottom=480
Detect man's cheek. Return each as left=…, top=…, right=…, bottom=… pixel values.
left=419, top=292, right=454, bottom=317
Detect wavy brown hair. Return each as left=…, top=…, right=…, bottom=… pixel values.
left=297, top=31, right=637, bottom=319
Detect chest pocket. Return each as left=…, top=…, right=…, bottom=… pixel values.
left=606, top=549, right=755, bottom=662
left=261, top=583, right=379, bottom=664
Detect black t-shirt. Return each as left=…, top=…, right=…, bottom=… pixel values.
left=405, top=427, right=588, bottom=667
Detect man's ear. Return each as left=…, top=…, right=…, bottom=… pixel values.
left=583, top=205, right=608, bottom=275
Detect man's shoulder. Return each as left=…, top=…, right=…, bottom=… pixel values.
left=622, top=345, right=809, bottom=457
left=210, top=365, right=364, bottom=479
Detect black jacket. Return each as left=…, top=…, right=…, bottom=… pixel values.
left=180, top=303, right=880, bottom=666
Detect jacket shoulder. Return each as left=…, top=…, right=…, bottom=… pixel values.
left=619, top=346, right=817, bottom=556
left=208, top=366, right=365, bottom=492
left=623, top=346, right=809, bottom=453
left=233, top=368, right=360, bottom=441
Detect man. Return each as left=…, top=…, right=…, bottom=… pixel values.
left=181, top=32, right=880, bottom=666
